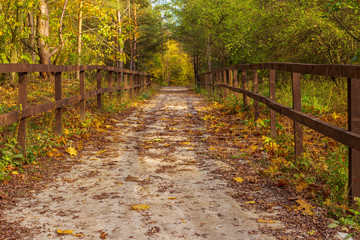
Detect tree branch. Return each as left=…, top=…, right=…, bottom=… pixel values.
left=329, top=11, right=360, bottom=42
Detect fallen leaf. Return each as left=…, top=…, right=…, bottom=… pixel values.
left=0, top=191, right=9, bottom=200
left=115, top=182, right=123, bottom=185
left=327, top=222, right=339, bottom=228
left=125, top=175, right=139, bottom=182
left=257, top=219, right=275, bottom=224
left=100, top=231, right=107, bottom=239
left=73, top=233, right=85, bottom=238
left=63, top=178, right=75, bottom=183
left=66, top=147, right=77, bottom=156
left=307, top=230, right=316, bottom=236
left=56, top=229, right=74, bottom=235
left=130, top=204, right=150, bottom=211
left=11, top=171, right=18, bottom=175
left=244, top=201, right=255, bottom=204
left=168, top=196, right=177, bottom=200
left=96, top=150, right=108, bottom=155
left=233, top=177, right=244, bottom=183
left=182, top=219, right=186, bottom=223
left=295, top=182, right=308, bottom=192
left=293, top=199, right=315, bottom=216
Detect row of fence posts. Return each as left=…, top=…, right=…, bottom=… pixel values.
left=17, top=69, right=151, bottom=154
left=196, top=69, right=360, bottom=199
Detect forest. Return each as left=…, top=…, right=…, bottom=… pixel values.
left=1, top=0, right=360, bottom=237
left=0, top=0, right=359, bottom=83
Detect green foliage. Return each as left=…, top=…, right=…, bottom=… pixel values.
left=145, top=40, right=193, bottom=86
left=169, top=0, right=360, bottom=74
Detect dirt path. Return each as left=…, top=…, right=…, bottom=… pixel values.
left=2, top=87, right=330, bottom=239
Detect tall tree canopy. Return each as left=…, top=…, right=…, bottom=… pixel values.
left=169, top=0, right=360, bottom=74
left=0, top=0, right=166, bottom=72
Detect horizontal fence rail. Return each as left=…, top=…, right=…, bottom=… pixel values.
left=0, top=63, right=152, bottom=154
left=196, top=62, right=360, bottom=199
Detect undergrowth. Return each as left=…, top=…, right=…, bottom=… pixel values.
left=198, top=77, right=360, bottom=232
left=0, top=73, right=158, bottom=181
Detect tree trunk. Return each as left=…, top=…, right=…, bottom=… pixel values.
left=28, top=13, right=36, bottom=64
left=116, top=0, right=124, bottom=69
left=128, top=0, right=133, bottom=70
left=133, top=2, right=137, bottom=71
left=37, top=0, right=52, bottom=65
left=206, top=27, right=211, bottom=72
left=77, top=1, right=84, bottom=80
left=9, top=0, right=24, bottom=81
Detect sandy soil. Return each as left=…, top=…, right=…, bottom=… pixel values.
left=3, top=87, right=294, bottom=239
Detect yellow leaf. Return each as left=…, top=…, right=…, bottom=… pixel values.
left=209, top=147, right=216, bottom=151
left=63, top=129, right=70, bottom=135
left=66, top=147, right=77, bottom=156
left=168, top=196, right=177, bottom=200
left=182, top=219, right=186, bottom=223
left=130, top=204, right=150, bottom=211
left=233, top=177, right=244, bottom=183
left=11, top=171, right=18, bottom=175
left=295, top=182, right=308, bottom=192
left=293, top=199, right=315, bottom=216
left=100, top=231, right=107, bottom=239
left=96, top=150, right=108, bottom=155
left=307, top=230, right=316, bottom=236
left=257, top=219, right=275, bottom=224
left=74, top=233, right=85, bottom=237
left=323, top=198, right=331, bottom=206
left=47, top=151, right=54, bottom=157
left=244, top=201, right=255, bottom=204
left=56, top=229, right=74, bottom=235
left=116, top=182, right=123, bottom=185
left=182, top=142, right=191, bottom=145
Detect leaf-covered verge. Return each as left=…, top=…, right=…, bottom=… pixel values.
left=0, top=73, right=159, bottom=184
left=195, top=76, right=360, bottom=237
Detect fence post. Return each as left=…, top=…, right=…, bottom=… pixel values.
left=270, top=70, right=276, bottom=138
left=349, top=78, right=360, bottom=198
left=80, top=70, right=86, bottom=121
left=228, top=70, right=232, bottom=89
left=241, top=70, right=248, bottom=108
left=142, top=74, right=146, bottom=92
left=253, top=70, right=259, bottom=120
left=233, top=69, right=239, bottom=98
left=292, top=72, right=303, bottom=158
left=135, top=74, right=139, bottom=95
left=129, top=74, right=133, bottom=99
left=223, top=70, right=228, bottom=99
left=117, top=71, right=121, bottom=91
left=55, top=72, right=62, bottom=134
left=123, top=73, right=128, bottom=101
left=108, top=71, right=113, bottom=98
left=17, top=72, right=28, bottom=154
left=96, top=69, right=102, bottom=110
left=216, top=71, right=219, bottom=97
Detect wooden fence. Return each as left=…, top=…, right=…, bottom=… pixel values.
left=0, top=63, right=151, bottom=154
left=196, top=63, right=360, bottom=199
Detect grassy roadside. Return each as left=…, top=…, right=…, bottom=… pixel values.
left=195, top=77, right=360, bottom=235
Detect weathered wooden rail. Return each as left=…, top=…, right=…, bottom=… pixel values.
left=197, top=63, right=360, bottom=198
left=0, top=63, right=151, bottom=154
